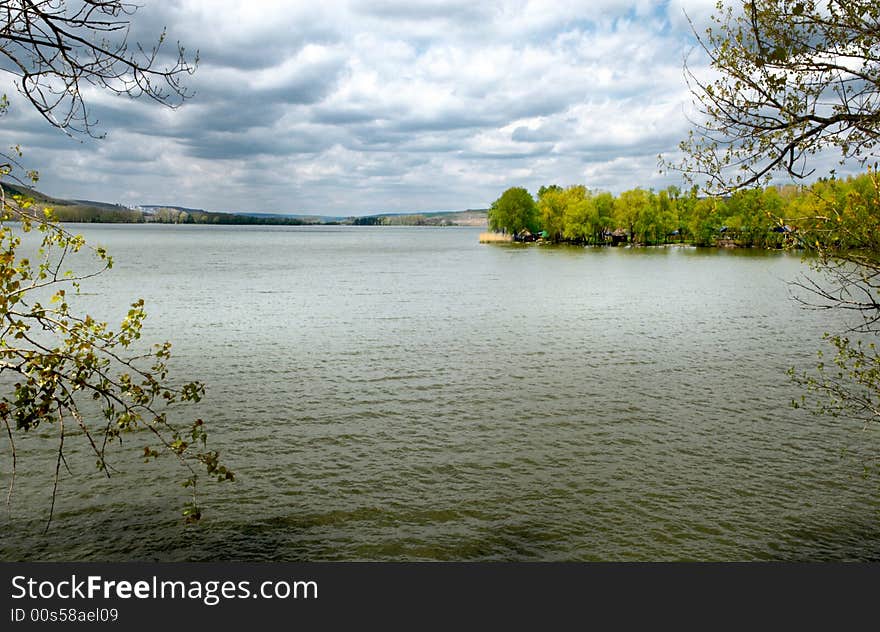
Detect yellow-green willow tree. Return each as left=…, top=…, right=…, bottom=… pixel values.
left=0, top=1, right=232, bottom=528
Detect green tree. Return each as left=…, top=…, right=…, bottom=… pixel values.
left=563, top=189, right=617, bottom=245
left=561, top=194, right=594, bottom=244
left=488, top=187, right=540, bottom=236
left=635, top=190, right=671, bottom=245
left=537, top=186, right=568, bottom=242
left=688, top=197, right=726, bottom=246
left=594, top=192, right=616, bottom=243
left=725, top=188, right=762, bottom=245
left=758, top=186, right=785, bottom=247
left=0, top=1, right=231, bottom=527
left=675, top=186, right=700, bottom=242
left=537, top=184, right=563, bottom=199
left=539, top=185, right=588, bottom=243
left=614, top=188, right=652, bottom=244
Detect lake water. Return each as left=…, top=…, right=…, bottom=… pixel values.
left=2, top=224, right=878, bottom=561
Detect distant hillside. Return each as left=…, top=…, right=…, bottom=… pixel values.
left=351, top=209, right=488, bottom=226
left=235, top=211, right=348, bottom=223
left=140, top=204, right=208, bottom=214
left=1, top=181, right=142, bottom=223
left=141, top=205, right=312, bottom=226
left=1, top=181, right=488, bottom=226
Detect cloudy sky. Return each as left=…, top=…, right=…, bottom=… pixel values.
left=1, top=0, right=727, bottom=215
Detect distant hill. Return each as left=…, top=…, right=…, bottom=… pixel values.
left=139, top=204, right=208, bottom=214
left=350, top=209, right=488, bottom=226
left=233, top=211, right=349, bottom=223
left=1, top=181, right=142, bottom=223
left=73, top=199, right=136, bottom=211
left=1, top=181, right=488, bottom=226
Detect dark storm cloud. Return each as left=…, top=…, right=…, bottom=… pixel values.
left=190, top=52, right=347, bottom=106
left=311, top=107, right=382, bottom=125
left=182, top=126, right=339, bottom=160
left=125, top=1, right=343, bottom=72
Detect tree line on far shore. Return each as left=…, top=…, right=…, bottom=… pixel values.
left=147, top=207, right=311, bottom=225
left=488, top=172, right=880, bottom=248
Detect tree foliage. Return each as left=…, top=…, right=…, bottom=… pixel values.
left=562, top=190, right=613, bottom=245
left=788, top=169, right=880, bottom=447
left=0, top=190, right=233, bottom=528
left=537, top=186, right=568, bottom=242
left=672, top=0, right=880, bottom=192
left=488, top=187, right=539, bottom=236
left=539, top=185, right=587, bottom=242
left=484, top=177, right=880, bottom=248
left=614, top=188, right=653, bottom=244
left=670, top=0, right=880, bottom=464
left=0, top=1, right=230, bottom=527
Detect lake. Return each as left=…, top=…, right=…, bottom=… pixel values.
left=1, top=224, right=878, bottom=561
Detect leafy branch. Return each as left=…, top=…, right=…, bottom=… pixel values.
left=0, top=177, right=232, bottom=530
left=667, top=0, right=880, bottom=193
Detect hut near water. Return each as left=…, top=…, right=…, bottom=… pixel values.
left=610, top=228, right=628, bottom=245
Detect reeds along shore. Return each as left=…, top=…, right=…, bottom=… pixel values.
left=479, top=232, right=513, bottom=243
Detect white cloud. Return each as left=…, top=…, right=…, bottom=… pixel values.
left=0, top=0, right=792, bottom=215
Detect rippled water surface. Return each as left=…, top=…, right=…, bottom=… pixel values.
left=2, top=224, right=878, bottom=561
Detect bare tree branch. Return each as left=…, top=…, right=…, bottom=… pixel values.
left=0, top=0, right=197, bottom=137
left=666, top=0, right=880, bottom=194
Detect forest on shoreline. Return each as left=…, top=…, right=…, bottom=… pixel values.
left=488, top=172, right=880, bottom=249
left=4, top=171, right=878, bottom=247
